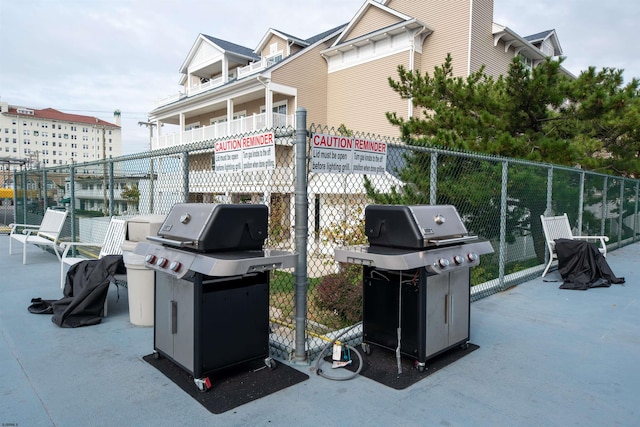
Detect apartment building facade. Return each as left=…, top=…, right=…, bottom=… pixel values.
left=148, top=0, right=563, bottom=150
left=142, top=0, right=566, bottom=246
left=0, top=99, right=122, bottom=169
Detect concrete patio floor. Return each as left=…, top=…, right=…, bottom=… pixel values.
left=1, top=235, right=638, bottom=426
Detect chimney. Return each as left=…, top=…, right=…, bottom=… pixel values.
left=114, top=109, right=122, bottom=126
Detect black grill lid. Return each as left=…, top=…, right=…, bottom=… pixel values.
left=365, top=204, right=472, bottom=249
left=155, top=203, right=268, bottom=252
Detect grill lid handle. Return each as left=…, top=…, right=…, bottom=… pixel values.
left=147, top=235, right=195, bottom=247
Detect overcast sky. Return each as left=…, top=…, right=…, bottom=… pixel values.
left=1, top=0, right=638, bottom=155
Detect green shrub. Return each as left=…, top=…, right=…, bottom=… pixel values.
left=316, top=263, right=363, bottom=326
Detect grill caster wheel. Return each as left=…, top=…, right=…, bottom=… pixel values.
left=361, top=343, right=371, bottom=355
left=460, top=342, right=469, bottom=350
left=153, top=351, right=161, bottom=360
left=415, top=361, right=426, bottom=372
left=194, top=377, right=212, bottom=393
left=265, top=357, right=277, bottom=370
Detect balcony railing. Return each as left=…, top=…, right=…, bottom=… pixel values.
left=237, top=56, right=281, bottom=79
left=152, top=112, right=294, bottom=149
left=154, top=56, right=284, bottom=108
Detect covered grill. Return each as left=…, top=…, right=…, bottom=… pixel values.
left=334, top=205, right=493, bottom=371
left=134, top=203, right=296, bottom=391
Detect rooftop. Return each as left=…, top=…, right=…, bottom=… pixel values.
left=1, top=235, right=638, bottom=426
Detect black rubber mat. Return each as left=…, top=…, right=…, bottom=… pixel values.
left=143, top=354, right=309, bottom=414
left=323, top=343, right=478, bottom=390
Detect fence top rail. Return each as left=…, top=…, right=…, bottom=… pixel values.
left=12, top=124, right=640, bottom=188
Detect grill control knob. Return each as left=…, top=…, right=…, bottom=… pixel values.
left=169, top=261, right=182, bottom=273
left=453, top=255, right=464, bottom=265
left=467, top=252, right=478, bottom=263
left=437, top=258, right=450, bottom=269
left=156, top=257, right=169, bottom=268
left=145, top=254, right=157, bottom=264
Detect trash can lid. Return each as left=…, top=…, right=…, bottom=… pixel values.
left=121, top=240, right=139, bottom=252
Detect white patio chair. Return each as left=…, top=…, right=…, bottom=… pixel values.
left=540, top=213, right=609, bottom=277
left=60, top=217, right=127, bottom=289
left=9, top=208, right=68, bottom=264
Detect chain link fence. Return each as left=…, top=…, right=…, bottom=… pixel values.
left=7, top=113, right=640, bottom=362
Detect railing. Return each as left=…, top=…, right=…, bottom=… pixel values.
left=155, top=55, right=283, bottom=108
left=237, top=56, right=281, bottom=79
left=153, top=92, right=186, bottom=109
left=152, top=112, right=294, bottom=149
left=185, top=76, right=225, bottom=96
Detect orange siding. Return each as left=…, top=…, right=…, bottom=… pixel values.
left=260, top=34, right=287, bottom=58
left=470, top=0, right=514, bottom=77
left=271, top=36, right=339, bottom=126
left=326, top=52, right=410, bottom=137
left=343, top=6, right=403, bottom=41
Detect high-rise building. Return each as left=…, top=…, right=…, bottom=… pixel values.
left=0, top=98, right=121, bottom=170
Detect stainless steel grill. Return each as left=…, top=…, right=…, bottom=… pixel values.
left=133, top=203, right=296, bottom=392
left=335, top=204, right=493, bottom=273
left=335, top=205, right=493, bottom=372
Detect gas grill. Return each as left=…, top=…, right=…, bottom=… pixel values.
left=334, top=205, right=493, bottom=372
left=134, top=203, right=296, bottom=391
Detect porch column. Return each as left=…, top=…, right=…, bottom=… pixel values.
left=226, top=99, right=234, bottom=135
left=264, top=86, right=273, bottom=128
left=179, top=113, right=185, bottom=145
left=222, top=57, right=229, bottom=83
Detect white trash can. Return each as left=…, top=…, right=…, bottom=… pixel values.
left=121, top=241, right=154, bottom=327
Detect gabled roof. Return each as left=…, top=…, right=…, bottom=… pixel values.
left=305, top=24, right=348, bottom=45
left=333, top=0, right=411, bottom=47
left=5, top=107, right=118, bottom=127
left=179, top=34, right=259, bottom=74
left=524, top=29, right=563, bottom=56
left=254, top=29, right=309, bottom=55
left=201, top=35, right=260, bottom=60
left=493, top=23, right=549, bottom=61
left=322, top=18, right=432, bottom=58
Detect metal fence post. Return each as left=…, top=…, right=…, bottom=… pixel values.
left=601, top=177, right=608, bottom=236
left=70, top=164, right=76, bottom=242
left=618, top=179, right=625, bottom=246
left=20, top=169, right=27, bottom=224
left=429, top=153, right=437, bottom=205
left=42, top=169, right=48, bottom=211
left=181, top=151, right=190, bottom=203
left=635, top=181, right=640, bottom=242
left=109, top=159, right=115, bottom=217
left=578, top=171, right=585, bottom=230
left=498, top=161, right=508, bottom=290
left=545, top=166, right=553, bottom=216
left=293, top=107, right=308, bottom=363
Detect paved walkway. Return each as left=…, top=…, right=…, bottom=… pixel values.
left=1, top=235, right=638, bottom=426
